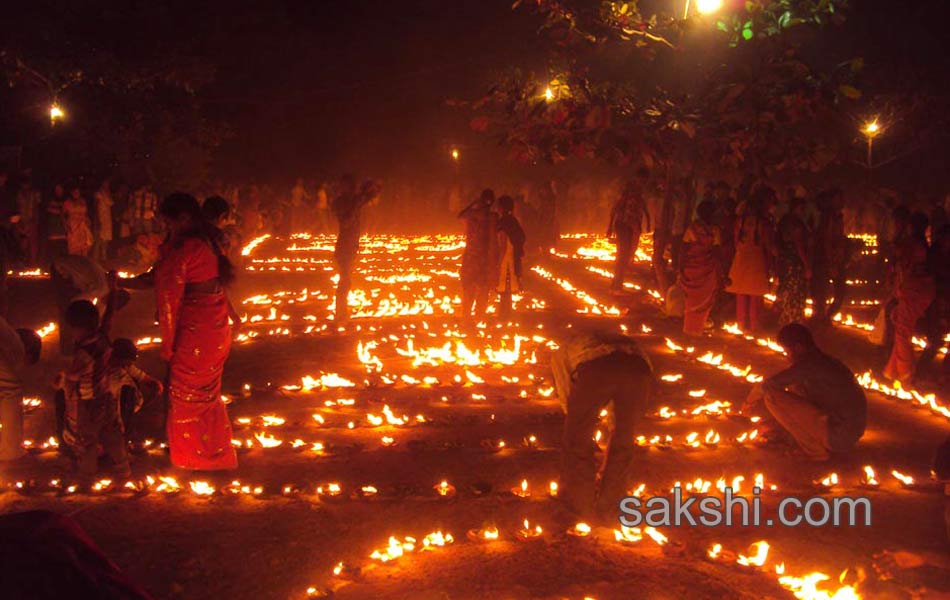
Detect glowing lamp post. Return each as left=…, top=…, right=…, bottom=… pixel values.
left=862, top=119, right=881, bottom=185
left=684, top=0, right=722, bottom=18
left=49, top=104, right=65, bottom=125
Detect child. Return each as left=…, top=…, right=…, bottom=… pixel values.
left=62, top=273, right=130, bottom=483
left=495, top=195, right=526, bottom=294
left=109, top=338, right=163, bottom=451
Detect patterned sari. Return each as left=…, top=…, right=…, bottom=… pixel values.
left=155, top=237, right=237, bottom=470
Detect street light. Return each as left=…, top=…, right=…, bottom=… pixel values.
left=683, top=0, right=722, bottom=18
left=862, top=118, right=882, bottom=184
left=49, top=103, right=65, bottom=124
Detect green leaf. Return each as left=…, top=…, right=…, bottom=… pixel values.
left=742, top=26, right=753, bottom=40
left=716, top=20, right=728, bottom=32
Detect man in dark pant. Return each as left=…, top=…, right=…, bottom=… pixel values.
left=552, top=329, right=654, bottom=519
left=611, top=225, right=637, bottom=291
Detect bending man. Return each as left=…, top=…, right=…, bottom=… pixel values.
left=551, top=327, right=654, bottom=519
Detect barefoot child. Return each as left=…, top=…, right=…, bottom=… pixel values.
left=62, top=273, right=131, bottom=483
left=109, top=338, right=163, bottom=451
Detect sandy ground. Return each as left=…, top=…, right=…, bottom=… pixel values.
left=1, top=234, right=948, bottom=600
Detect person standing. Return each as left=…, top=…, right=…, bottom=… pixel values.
left=495, top=195, right=526, bottom=296
left=314, top=183, right=330, bottom=234
left=679, top=201, right=723, bottom=336
left=922, top=225, right=950, bottom=383
left=61, top=283, right=130, bottom=482
left=727, top=187, right=775, bottom=332
left=42, top=183, right=69, bottom=263
left=15, top=179, right=40, bottom=264
left=331, top=175, right=380, bottom=323
left=0, top=319, right=41, bottom=461
left=64, top=186, right=93, bottom=257
left=154, top=194, right=237, bottom=470
left=289, top=177, right=309, bottom=234
left=811, top=188, right=850, bottom=324
left=776, top=197, right=811, bottom=325
left=94, top=180, right=114, bottom=261
left=884, top=212, right=936, bottom=383
left=458, top=189, right=495, bottom=319
left=551, top=327, right=654, bottom=519
left=608, top=169, right=650, bottom=294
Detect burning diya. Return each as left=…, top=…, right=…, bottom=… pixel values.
left=467, top=525, right=500, bottom=543
left=891, top=470, right=915, bottom=488
left=317, top=483, right=344, bottom=500
left=189, top=481, right=216, bottom=497
left=814, top=472, right=838, bottom=489
left=613, top=525, right=642, bottom=544
left=516, top=519, right=543, bottom=541
left=512, top=479, right=531, bottom=497
left=566, top=522, right=592, bottom=537
left=548, top=481, right=559, bottom=497
left=224, top=480, right=264, bottom=497
left=522, top=434, right=539, bottom=448
left=434, top=480, right=456, bottom=498
left=861, top=465, right=880, bottom=487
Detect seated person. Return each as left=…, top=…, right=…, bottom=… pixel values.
left=742, top=323, right=866, bottom=461
left=551, top=327, right=654, bottom=520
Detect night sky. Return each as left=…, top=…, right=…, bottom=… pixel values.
left=3, top=0, right=950, bottom=188
left=192, top=0, right=546, bottom=181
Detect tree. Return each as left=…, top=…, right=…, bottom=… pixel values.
left=0, top=2, right=226, bottom=191
left=462, top=0, right=858, bottom=288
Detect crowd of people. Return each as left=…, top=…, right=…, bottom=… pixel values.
left=0, top=164, right=945, bottom=489
left=608, top=174, right=950, bottom=386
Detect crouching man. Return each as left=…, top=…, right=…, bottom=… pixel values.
left=742, top=323, right=866, bottom=461
left=551, top=327, right=654, bottom=519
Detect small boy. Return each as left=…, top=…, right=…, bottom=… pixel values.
left=108, top=338, right=162, bottom=450
left=495, top=195, right=526, bottom=294
left=62, top=273, right=130, bottom=482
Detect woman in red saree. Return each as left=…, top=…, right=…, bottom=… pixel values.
left=155, top=194, right=237, bottom=470
left=883, top=212, right=935, bottom=383
left=680, top=201, right=723, bottom=337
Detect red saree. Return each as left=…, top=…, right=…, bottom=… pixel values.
left=155, top=237, right=237, bottom=470
left=884, top=239, right=935, bottom=382
left=680, top=222, right=722, bottom=336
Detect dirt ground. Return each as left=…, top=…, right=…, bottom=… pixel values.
left=1, top=234, right=948, bottom=600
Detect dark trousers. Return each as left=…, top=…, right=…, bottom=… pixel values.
left=611, top=226, right=639, bottom=290
left=119, top=384, right=163, bottom=445
left=811, top=263, right=848, bottom=320
left=561, top=353, right=652, bottom=517
left=335, top=253, right=355, bottom=320
left=74, top=399, right=129, bottom=481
